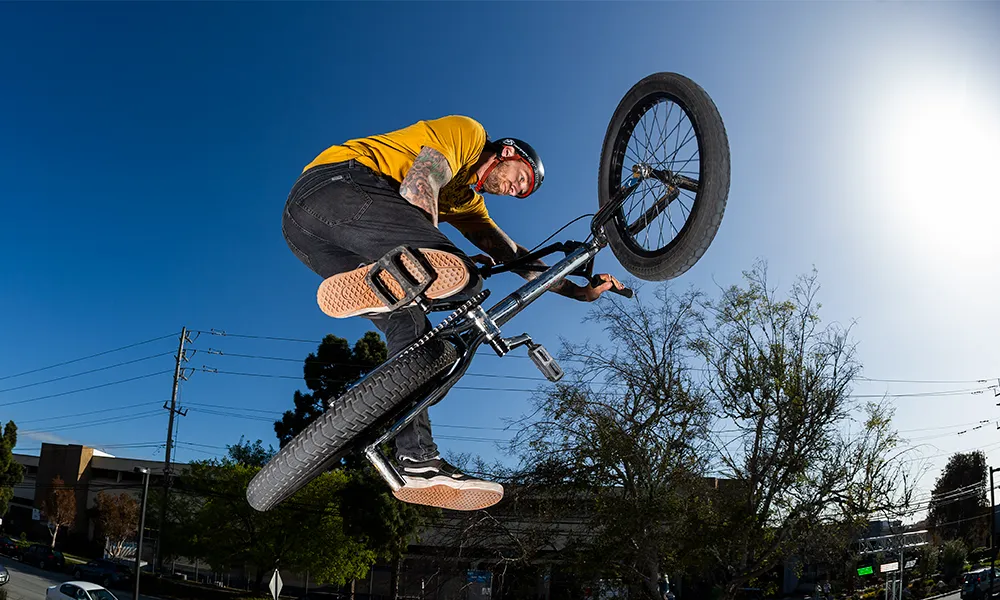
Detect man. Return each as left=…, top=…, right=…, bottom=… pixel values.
left=282, top=115, right=623, bottom=511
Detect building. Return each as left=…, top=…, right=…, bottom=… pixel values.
left=8, top=443, right=166, bottom=551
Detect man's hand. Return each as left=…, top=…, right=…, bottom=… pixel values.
left=573, top=273, right=625, bottom=302
left=469, top=253, right=496, bottom=267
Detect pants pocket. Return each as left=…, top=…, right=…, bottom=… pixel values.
left=291, top=172, right=373, bottom=228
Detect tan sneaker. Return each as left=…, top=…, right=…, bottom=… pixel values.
left=317, top=248, right=470, bottom=318
left=391, top=455, right=503, bottom=511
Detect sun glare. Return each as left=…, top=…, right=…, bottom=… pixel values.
left=868, top=70, right=1000, bottom=265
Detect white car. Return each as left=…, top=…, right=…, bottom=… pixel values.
left=46, top=581, right=119, bottom=600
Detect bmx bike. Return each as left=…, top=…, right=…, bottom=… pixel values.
left=247, top=71, right=731, bottom=512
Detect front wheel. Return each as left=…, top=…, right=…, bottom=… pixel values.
left=598, top=72, right=730, bottom=281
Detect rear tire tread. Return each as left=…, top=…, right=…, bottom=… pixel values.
left=246, top=339, right=457, bottom=511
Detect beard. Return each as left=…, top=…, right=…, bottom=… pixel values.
left=479, top=161, right=516, bottom=195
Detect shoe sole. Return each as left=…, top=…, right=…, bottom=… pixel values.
left=317, top=249, right=470, bottom=318
left=393, top=482, right=504, bottom=511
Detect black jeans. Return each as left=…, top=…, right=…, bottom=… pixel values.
left=281, top=160, right=481, bottom=461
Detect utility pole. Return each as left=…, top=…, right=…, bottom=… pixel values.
left=153, top=327, right=190, bottom=573
left=991, top=468, right=997, bottom=600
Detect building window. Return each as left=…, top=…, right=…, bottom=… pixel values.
left=91, top=468, right=118, bottom=481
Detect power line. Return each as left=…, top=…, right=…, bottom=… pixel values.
left=899, top=420, right=992, bottom=434
left=194, top=367, right=540, bottom=393
left=859, top=376, right=997, bottom=385
left=0, top=370, right=173, bottom=408
left=16, top=401, right=160, bottom=424
left=196, top=328, right=1000, bottom=387
left=198, top=343, right=1000, bottom=399
left=904, top=440, right=1000, bottom=464
left=0, top=353, right=173, bottom=394
left=193, top=366, right=999, bottom=401
left=0, top=333, right=177, bottom=382
left=14, top=442, right=166, bottom=454
left=202, top=349, right=559, bottom=384
left=194, top=329, right=321, bottom=344
left=25, top=410, right=163, bottom=434
left=181, top=401, right=510, bottom=431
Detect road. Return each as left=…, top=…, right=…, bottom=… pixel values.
left=0, top=557, right=157, bottom=600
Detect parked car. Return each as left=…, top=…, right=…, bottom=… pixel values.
left=961, top=567, right=1000, bottom=600
left=46, top=581, right=118, bottom=600
left=71, top=560, right=133, bottom=589
left=0, top=536, right=20, bottom=558
left=0, top=564, right=9, bottom=586
left=20, top=543, right=65, bottom=571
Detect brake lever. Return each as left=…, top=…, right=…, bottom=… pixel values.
left=589, top=275, right=634, bottom=299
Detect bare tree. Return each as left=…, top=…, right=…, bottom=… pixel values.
left=502, top=286, right=713, bottom=599
left=95, top=491, right=140, bottom=560
left=691, top=261, right=913, bottom=597
left=42, top=475, right=76, bottom=548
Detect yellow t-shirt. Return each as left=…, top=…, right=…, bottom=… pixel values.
left=303, top=115, right=496, bottom=233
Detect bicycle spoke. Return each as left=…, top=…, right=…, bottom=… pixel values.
left=665, top=123, right=696, bottom=166
left=613, top=93, right=705, bottom=254
left=638, top=114, right=655, bottom=160
left=646, top=112, right=684, bottom=164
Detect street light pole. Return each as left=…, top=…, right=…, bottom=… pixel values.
left=134, top=467, right=151, bottom=600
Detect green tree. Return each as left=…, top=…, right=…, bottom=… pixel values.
left=226, top=436, right=275, bottom=468
left=274, top=332, right=386, bottom=447
left=928, top=451, right=989, bottom=549
left=177, top=440, right=374, bottom=592
left=273, top=333, right=436, bottom=599
left=915, top=543, right=939, bottom=580
left=941, top=539, right=968, bottom=584
left=692, top=263, right=911, bottom=598
left=0, top=421, right=25, bottom=517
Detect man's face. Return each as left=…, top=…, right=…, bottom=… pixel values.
left=480, top=155, right=533, bottom=198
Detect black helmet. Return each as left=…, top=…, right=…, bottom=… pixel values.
left=496, top=137, right=545, bottom=197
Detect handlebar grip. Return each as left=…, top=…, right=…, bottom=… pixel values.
left=590, top=275, right=634, bottom=299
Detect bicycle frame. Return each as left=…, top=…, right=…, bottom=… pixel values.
left=362, top=176, right=646, bottom=490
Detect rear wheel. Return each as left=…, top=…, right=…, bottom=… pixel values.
left=598, top=72, right=730, bottom=281
left=246, top=338, right=458, bottom=512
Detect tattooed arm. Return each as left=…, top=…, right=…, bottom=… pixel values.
left=461, top=225, right=593, bottom=300
left=398, top=147, right=453, bottom=227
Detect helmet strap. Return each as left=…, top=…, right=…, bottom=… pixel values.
left=474, top=154, right=503, bottom=194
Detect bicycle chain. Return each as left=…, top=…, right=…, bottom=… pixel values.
left=401, top=289, right=491, bottom=356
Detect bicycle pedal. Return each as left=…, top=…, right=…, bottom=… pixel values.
left=365, top=245, right=438, bottom=311
left=528, top=343, right=563, bottom=382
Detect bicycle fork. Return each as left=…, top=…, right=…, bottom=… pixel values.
left=363, top=240, right=603, bottom=490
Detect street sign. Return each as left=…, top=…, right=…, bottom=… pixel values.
left=880, top=562, right=899, bottom=573
left=858, top=566, right=874, bottom=576
left=268, top=569, right=283, bottom=600
left=466, top=570, right=492, bottom=599
left=905, top=558, right=917, bottom=569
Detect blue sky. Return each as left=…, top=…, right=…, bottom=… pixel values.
left=1, top=2, right=998, bottom=505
